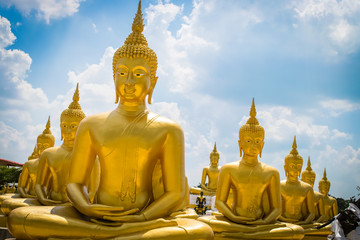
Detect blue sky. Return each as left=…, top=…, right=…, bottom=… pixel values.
left=0, top=0, right=359, bottom=199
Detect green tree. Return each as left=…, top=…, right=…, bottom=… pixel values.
left=0, top=166, right=22, bottom=186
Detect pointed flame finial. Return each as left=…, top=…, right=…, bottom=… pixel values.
left=323, top=168, right=328, bottom=181
left=68, top=83, right=81, bottom=110
left=290, top=136, right=299, bottom=155
left=42, top=116, right=52, bottom=134
left=306, top=156, right=312, bottom=171
left=213, top=142, right=217, bottom=153
left=246, top=98, right=259, bottom=125
left=132, top=0, right=144, bottom=33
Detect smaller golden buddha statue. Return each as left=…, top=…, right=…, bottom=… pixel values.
left=190, top=143, right=220, bottom=196
left=35, top=83, right=91, bottom=206
left=280, top=137, right=331, bottom=239
left=318, top=169, right=338, bottom=222
left=301, top=156, right=326, bottom=223
left=198, top=99, right=304, bottom=239
left=1, top=117, right=55, bottom=215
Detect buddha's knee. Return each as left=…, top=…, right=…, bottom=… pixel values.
left=8, top=207, right=34, bottom=239
left=282, top=223, right=304, bottom=240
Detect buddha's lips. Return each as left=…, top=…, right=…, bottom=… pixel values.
left=125, top=87, right=135, bottom=94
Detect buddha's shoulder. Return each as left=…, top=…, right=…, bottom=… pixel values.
left=78, top=112, right=112, bottom=128
left=220, top=161, right=240, bottom=171
left=259, top=162, right=279, bottom=175
left=24, top=158, right=39, bottom=167
left=148, top=111, right=183, bottom=132
left=40, top=146, right=62, bottom=156
left=299, top=180, right=313, bottom=191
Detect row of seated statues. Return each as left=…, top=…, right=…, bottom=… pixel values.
left=0, top=1, right=338, bottom=239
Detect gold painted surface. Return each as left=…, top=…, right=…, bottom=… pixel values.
left=301, top=157, right=326, bottom=223
left=35, top=84, right=87, bottom=206
left=279, top=138, right=330, bottom=236
left=7, top=1, right=213, bottom=239
left=198, top=99, right=304, bottom=239
left=18, top=116, right=55, bottom=198
left=318, top=169, right=338, bottom=222
left=190, top=143, right=220, bottom=196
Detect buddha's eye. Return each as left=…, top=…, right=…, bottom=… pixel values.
left=119, top=72, right=127, bottom=76
left=134, top=73, right=144, bottom=77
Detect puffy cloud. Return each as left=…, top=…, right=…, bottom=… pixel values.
left=0, top=16, right=16, bottom=48
left=0, top=0, right=85, bottom=24
left=319, top=99, right=360, bottom=117
left=293, top=0, right=360, bottom=57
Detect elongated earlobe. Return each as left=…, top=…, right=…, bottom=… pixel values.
left=147, top=77, right=158, bottom=104
left=115, top=94, right=119, bottom=104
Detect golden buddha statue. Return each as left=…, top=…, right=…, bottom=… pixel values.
left=198, top=99, right=304, bottom=239
left=18, top=116, right=55, bottom=199
left=190, top=143, right=220, bottom=196
left=280, top=137, right=331, bottom=239
left=0, top=117, right=55, bottom=215
left=318, top=169, right=338, bottom=222
left=301, top=156, right=326, bottom=223
left=7, top=2, right=213, bottom=239
left=34, top=83, right=90, bottom=206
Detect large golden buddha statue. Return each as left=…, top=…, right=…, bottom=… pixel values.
left=301, top=157, right=326, bottom=223
left=190, top=143, right=220, bottom=196
left=318, top=169, right=338, bottom=222
left=198, top=99, right=304, bottom=239
left=7, top=2, right=213, bottom=239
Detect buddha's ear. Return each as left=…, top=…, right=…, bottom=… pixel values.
left=284, top=165, right=288, bottom=177
left=147, top=76, right=158, bottom=104
left=238, top=140, right=243, bottom=157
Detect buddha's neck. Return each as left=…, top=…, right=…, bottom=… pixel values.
left=240, top=155, right=259, bottom=167
left=117, top=101, right=147, bottom=116
left=286, top=176, right=299, bottom=184
left=62, top=140, right=74, bottom=150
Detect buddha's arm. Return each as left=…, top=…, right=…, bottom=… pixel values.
left=316, top=197, right=326, bottom=223
left=298, top=189, right=315, bottom=224
left=332, top=199, right=338, bottom=216
left=200, top=168, right=208, bottom=190
left=87, top=156, right=100, bottom=203
left=35, top=153, right=61, bottom=205
left=67, top=122, right=125, bottom=218
left=248, top=172, right=281, bottom=224
left=216, top=168, right=255, bottom=223
left=18, top=167, right=31, bottom=197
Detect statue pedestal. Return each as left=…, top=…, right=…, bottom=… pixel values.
left=0, top=215, right=7, bottom=228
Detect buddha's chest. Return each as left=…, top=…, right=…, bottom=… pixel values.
left=281, top=185, right=307, bottom=203
left=231, top=169, right=268, bottom=191
left=48, top=151, right=72, bottom=176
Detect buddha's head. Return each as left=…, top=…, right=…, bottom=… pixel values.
left=210, top=142, right=219, bottom=166
left=284, top=136, right=303, bottom=181
left=301, top=156, right=316, bottom=187
left=36, top=116, right=55, bottom=155
left=112, top=0, right=158, bottom=106
left=238, top=98, right=265, bottom=158
left=60, top=83, right=85, bottom=145
left=27, top=144, right=39, bottom=160
left=318, top=169, right=330, bottom=195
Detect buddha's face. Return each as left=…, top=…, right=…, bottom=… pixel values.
left=301, top=173, right=315, bottom=187
left=210, top=154, right=219, bottom=165
left=284, top=158, right=302, bottom=180
left=61, top=116, right=80, bottom=143
left=239, top=131, right=264, bottom=158
left=37, top=138, right=52, bottom=155
left=114, top=57, right=151, bottom=104
left=319, top=182, right=330, bottom=195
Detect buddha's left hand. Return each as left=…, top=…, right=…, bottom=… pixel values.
left=246, top=219, right=266, bottom=225
left=103, top=213, right=146, bottom=222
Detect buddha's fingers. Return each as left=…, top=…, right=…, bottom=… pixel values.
left=103, top=208, right=140, bottom=219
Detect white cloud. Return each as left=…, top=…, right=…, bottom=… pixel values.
left=92, top=23, right=98, bottom=33
left=320, top=99, right=360, bottom=116
left=293, top=0, right=360, bottom=56
left=0, top=0, right=85, bottom=24
left=238, top=106, right=351, bottom=145
left=0, top=121, right=26, bottom=151
left=0, top=16, right=16, bottom=48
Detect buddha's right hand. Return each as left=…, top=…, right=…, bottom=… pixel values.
left=230, top=215, right=257, bottom=223
left=81, top=204, right=134, bottom=219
